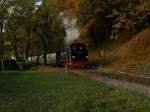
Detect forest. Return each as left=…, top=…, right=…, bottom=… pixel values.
left=0, top=0, right=150, bottom=73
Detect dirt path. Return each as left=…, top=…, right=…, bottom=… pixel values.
left=72, top=70, right=150, bottom=98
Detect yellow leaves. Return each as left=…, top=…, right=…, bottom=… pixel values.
left=135, top=2, right=150, bottom=13
left=111, top=9, right=120, bottom=17
left=113, top=15, right=126, bottom=29
left=109, top=0, right=150, bottom=39
left=133, top=2, right=150, bottom=26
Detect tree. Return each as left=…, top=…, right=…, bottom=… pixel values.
left=7, top=17, right=20, bottom=60
left=34, top=9, right=50, bottom=65
left=0, top=0, right=13, bottom=70
left=110, top=0, right=150, bottom=38
left=5, top=0, right=39, bottom=60
left=0, top=0, right=66, bottom=69
left=68, top=0, right=113, bottom=43
left=31, top=0, right=66, bottom=66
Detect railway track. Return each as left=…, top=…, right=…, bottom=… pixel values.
left=72, top=69, right=150, bottom=97
left=98, top=71, right=150, bottom=86
left=72, top=69, right=150, bottom=86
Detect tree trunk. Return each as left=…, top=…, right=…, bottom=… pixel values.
left=25, top=42, right=30, bottom=61
left=0, top=12, right=4, bottom=71
left=14, top=41, right=18, bottom=60
left=38, top=32, right=48, bottom=67
left=43, top=44, right=48, bottom=66
left=11, top=33, right=18, bottom=60
left=25, top=26, right=32, bottom=61
left=36, top=56, right=39, bottom=63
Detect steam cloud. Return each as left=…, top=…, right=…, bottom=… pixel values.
left=60, top=12, right=80, bottom=44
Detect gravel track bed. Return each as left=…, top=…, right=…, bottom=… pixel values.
left=72, top=70, right=150, bottom=97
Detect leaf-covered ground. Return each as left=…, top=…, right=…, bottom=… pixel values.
left=0, top=71, right=150, bottom=112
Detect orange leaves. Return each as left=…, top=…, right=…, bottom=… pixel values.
left=55, top=0, right=75, bottom=10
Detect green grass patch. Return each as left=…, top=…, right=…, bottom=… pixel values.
left=0, top=71, right=149, bottom=112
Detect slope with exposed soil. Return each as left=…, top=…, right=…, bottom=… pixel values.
left=89, top=28, right=150, bottom=77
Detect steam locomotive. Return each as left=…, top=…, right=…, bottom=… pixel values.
left=58, top=43, right=88, bottom=68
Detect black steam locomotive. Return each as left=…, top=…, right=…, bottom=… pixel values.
left=58, top=43, right=88, bottom=68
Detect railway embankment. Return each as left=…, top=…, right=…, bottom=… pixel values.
left=88, top=28, right=150, bottom=78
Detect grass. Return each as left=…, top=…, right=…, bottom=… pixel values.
left=0, top=70, right=150, bottom=112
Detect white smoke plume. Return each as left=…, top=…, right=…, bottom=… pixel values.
left=60, top=11, right=80, bottom=44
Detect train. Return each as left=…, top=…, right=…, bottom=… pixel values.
left=25, top=43, right=88, bottom=69
left=0, top=43, right=88, bottom=70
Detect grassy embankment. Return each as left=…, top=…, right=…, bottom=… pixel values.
left=0, top=70, right=150, bottom=112
left=89, top=28, right=150, bottom=77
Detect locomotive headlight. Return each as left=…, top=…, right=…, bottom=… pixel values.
left=72, top=56, right=75, bottom=59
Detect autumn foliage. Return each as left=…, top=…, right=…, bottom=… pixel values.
left=55, top=0, right=75, bottom=10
